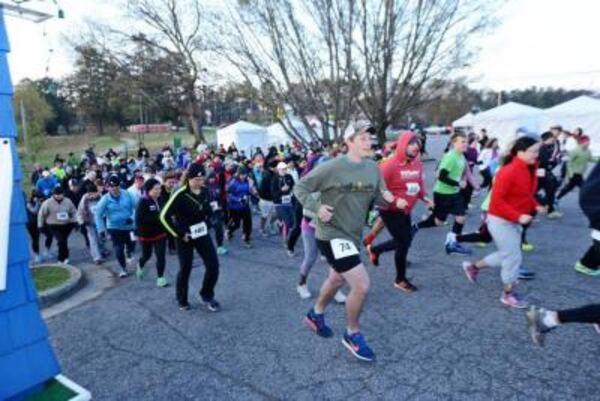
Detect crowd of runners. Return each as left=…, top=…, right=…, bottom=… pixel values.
left=26, top=122, right=599, bottom=361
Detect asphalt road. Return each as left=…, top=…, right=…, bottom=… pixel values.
left=45, top=135, right=600, bottom=400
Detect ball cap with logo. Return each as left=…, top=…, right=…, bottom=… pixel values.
left=343, top=121, right=376, bottom=141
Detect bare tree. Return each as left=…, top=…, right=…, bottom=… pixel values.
left=354, top=0, right=498, bottom=144
left=225, top=0, right=498, bottom=145
left=222, top=0, right=363, bottom=145
left=70, top=0, right=214, bottom=143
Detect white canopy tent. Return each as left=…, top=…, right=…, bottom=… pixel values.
left=216, top=121, right=268, bottom=155
left=452, top=112, right=475, bottom=128
left=266, top=117, right=312, bottom=147
left=472, top=102, right=544, bottom=150
left=542, top=95, right=600, bottom=156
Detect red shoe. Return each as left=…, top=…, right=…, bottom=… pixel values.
left=366, top=245, right=379, bottom=267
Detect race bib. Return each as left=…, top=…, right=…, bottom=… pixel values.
left=149, top=205, right=157, bottom=212
left=210, top=201, right=220, bottom=211
left=281, top=195, right=292, bottom=204
left=330, top=238, right=359, bottom=260
left=406, top=183, right=420, bottom=196
left=190, top=222, right=208, bottom=239
left=536, top=168, right=546, bottom=177
left=56, top=212, right=69, bottom=221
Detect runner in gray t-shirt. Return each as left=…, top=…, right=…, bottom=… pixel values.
left=295, top=122, right=400, bottom=362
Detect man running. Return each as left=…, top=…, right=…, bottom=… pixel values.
left=414, top=132, right=471, bottom=255
left=294, top=121, right=395, bottom=362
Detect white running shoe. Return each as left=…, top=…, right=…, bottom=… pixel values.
left=334, top=290, right=347, bottom=304
left=296, top=284, right=311, bottom=299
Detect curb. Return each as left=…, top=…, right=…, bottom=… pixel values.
left=32, top=264, right=86, bottom=309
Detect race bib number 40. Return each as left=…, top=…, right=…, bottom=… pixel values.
left=330, top=238, right=359, bottom=260
left=281, top=195, right=292, bottom=204
left=190, top=222, right=208, bottom=239
left=406, top=183, right=420, bottom=196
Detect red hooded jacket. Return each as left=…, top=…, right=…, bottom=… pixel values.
left=379, top=131, right=426, bottom=215
left=489, top=157, right=539, bottom=223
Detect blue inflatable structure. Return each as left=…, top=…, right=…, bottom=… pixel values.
left=0, top=6, right=62, bottom=400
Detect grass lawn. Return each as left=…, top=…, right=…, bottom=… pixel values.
left=32, top=266, right=71, bottom=293
left=26, top=379, right=77, bottom=401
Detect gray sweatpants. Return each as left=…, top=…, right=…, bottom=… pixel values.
left=300, top=228, right=319, bottom=277
left=483, top=215, right=522, bottom=285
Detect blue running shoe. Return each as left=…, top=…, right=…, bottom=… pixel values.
left=445, top=241, right=472, bottom=256
left=304, top=308, right=333, bottom=338
left=518, top=266, right=535, bottom=280
left=342, top=331, right=375, bottom=362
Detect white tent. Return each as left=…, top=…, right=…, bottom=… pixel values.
left=216, top=121, right=268, bottom=155
left=452, top=112, right=475, bottom=128
left=472, top=102, right=544, bottom=150
left=266, top=117, right=311, bottom=147
left=542, top=95, right=600, bottom=156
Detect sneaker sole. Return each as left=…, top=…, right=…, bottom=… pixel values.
left=574, top=266, right=600, bottom=276
left=341, top=338, right=375, bottom=362
left=526, top=308, right=545, bottom=346
left=500, top=298, right=528, bottom=309
left=393, top=283, right=416, bottom=293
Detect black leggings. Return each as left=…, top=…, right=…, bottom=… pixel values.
left=558, top=304, right=600, bottom=324
left=557, top=174, right=584, bottom=199
left=481, top=169, right=492, bottom=189
left=210, top=211, right=225, bottom=247
left=176, top=236, right=219, bottom=306
left=228, top=208, right=252, bottom=240
left=287, top=200, right=303, bottom=252
left=372, top=211, right=412, bottom=283
left=580, top=239, right=600, bottom=270
left=48, top=224, right=73, bottom=262
left=108, top=229, right=135, bottom=269
left=40, top=226, right=53, bottom=250
left=456, top=223, right=492, bottom=243
left=537, top=175, right=557, bottom=213
left=27, top=222, right=40, bottom=254
left=139, top=238, right=166, bottom=278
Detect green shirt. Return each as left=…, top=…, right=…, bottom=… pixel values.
left=293, top=155, right=387, bottom=247
left=433, top=150, right=466, bottom=195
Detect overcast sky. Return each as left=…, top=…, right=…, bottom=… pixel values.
left=4, top=0, right=600, bottom=91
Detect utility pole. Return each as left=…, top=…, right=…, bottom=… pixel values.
left=19, top=98, right=27, bottom=154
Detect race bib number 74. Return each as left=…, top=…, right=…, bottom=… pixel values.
left=330, top=238, right=359, bottom=260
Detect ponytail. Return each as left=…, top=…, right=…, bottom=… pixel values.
left=502, top=136, right=538, bottom=166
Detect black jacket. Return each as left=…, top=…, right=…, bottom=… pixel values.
left=538, top=143, right=557, bottom=172
left=136, top=196, right=166, bottom=239
left=579, top=161, right=600, bottom=231
left=160, top=185, right=213, bottom=239
left=258, top=170, right=275, bottom=201
left=271, top=174, right=295, bottom=205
